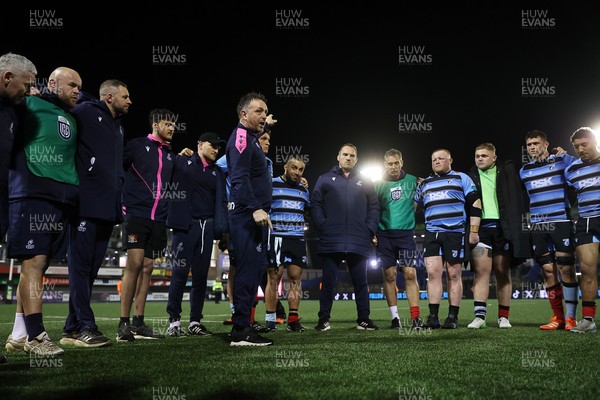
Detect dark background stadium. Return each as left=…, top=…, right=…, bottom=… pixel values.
left=4, top=5, right=599, bottom=189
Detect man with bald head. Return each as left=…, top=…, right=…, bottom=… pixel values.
left=5, top=66, right=81, bottom=355
left=414, top=149, right=481, bottom=329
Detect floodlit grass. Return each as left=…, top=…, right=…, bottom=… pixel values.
left=0, top=299, right=598, bottom=399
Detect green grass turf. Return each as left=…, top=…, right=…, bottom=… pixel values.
left=0, top=299, right=598, bottom=399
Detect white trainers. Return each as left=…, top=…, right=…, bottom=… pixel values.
left=498, top=317, right=512, bottom=329
left=467, top=317, right=487, bottom=329
left=5, top=334, right=26, bottom=352
left=24, top=332, right=64, bottom=356
left=570, top=318, right=597, bottom=334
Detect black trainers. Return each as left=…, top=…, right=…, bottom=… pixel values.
left=424, top=314, right=441, bottom=329
left=188, top=324, right=211, bottom=336
left=315, top=318, right=330, bottom=331
left=167, top=325, right=187, bottom=337
left=223, top=315, right=234, bottom=325
left=411, top=317, right=424, bottom=331
left=287, top=320, right=306, bottom=332
left=262, top=322, right=278, bottom=333
left=75, top=328, right=111, bottom=348
left=116, top=322, right=135, bottom=342
left=390, top=317, right=401, bottom=329
left=442, top=316, right=458, bottom=329
left=356, top=318, right=379, bottom=330
left=251, top=322, right=271, bottom=333
left=131, top=323, right=165, bottom=339
left=230, top=327, right=273, bottom=347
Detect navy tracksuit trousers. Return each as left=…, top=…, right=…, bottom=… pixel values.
left=318, top=252, right=370, bottom=320
left=64, top=217, right=114, bottom=333
left=229, top=212, right=269, bottom=329
left=167, top=219, right=214, bottom=322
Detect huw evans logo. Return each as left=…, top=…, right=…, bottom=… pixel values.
left=521, top=77, right=556, bottom=98
left=521, top=10, right=555, bottom=29
left=29, top=10, right=63, bottom=29
left=275, top=10, right=309, bottom=29
left=398, top=45, right=432, bottom=66
left=275, top=78, right=310, bottom=98
left=152, top=46, right=187, bottom=66
left=398, top=114, right=432, bottom=134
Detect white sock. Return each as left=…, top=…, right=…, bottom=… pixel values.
left=266, top=312, right=276, bottom=323
left=169, top=320, right=180, bottom=329
left=229, top=303, right=235, bottom=314
left=390, top=306, right=399, bottom=320
left=11, top=313, right=27, bottom=339
left=189, top=321, right=199, bottom=327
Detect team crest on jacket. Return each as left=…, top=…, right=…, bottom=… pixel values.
left=57, top=115, right=72, bottom=140
left=128, top=234, right=138, bottom=243
left=390, top=186, right=402, bottom=201
left=563, top=239, right=569, bottom=246
left=78, top=221, right=87, bottom=232
left=356, top=181, right=362, bottom=186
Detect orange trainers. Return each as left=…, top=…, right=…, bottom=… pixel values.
left=275, top=318, right=286, bottom=325
left=565, top=316, right=577, bottom=331
left=540, top=315, right=565, bottom=330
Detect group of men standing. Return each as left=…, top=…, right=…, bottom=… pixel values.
left=1, top=52, right=598, bottom=358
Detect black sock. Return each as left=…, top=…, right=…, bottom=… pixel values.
left=429, top=303, right=440, bottom=317
left=132, top=315, right=144, bottom=327
left=448, top=305, right=460, bottom=319
left=24, top=313, right=44, bottom=339
left=120, top=317, right=130, bottom=324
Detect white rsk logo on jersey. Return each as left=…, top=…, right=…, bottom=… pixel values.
left=25, top=239, right=35, bottom=250
left=78, top=221, right=87, bottom=232
left=577, top=176, right=600, bottom=189
left=145, top=146, right=150, bottom=152
left=530, top=177, right=553, bottom=188
left=428, top=191, right=449, bottom=200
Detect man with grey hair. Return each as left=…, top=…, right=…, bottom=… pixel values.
left=0, top=52, right=37, bottom=364
left=0, top=52, right=37, bottom=239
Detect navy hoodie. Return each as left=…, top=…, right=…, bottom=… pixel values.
left=310, top=166, right=379, bottom=257
left=166, top=154, right=228, bottom=239
left=225, top=123, right=272, bottom=215
left=72, top=99, right=125, bottom=223
left=123, top=134, right=174, bottom=222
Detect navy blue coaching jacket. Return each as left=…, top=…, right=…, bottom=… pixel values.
left=72, top=99, right=125, bottom=223
left=166, top=154, right=228, bottom=240
left=226, top=123, right=272, bottom=216
left=123, top=134, right=174, bottom=222
left=311, top=166, right=380, bottom=258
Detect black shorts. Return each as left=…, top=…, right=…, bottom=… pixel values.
left=478, top=220, right=510, bottom=254
left=124, top=215, right=167, bottom=259
left=530, top=221, right=575, bottom=256
left=376, top=230, right=417, bottom=269
left=424, top=231, right=465, bottom=263
left=268, top=236, right=307, bottom=269
left=575, top=216, right=600, bottom=246
left=7, top=199, right=72, bottom=260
